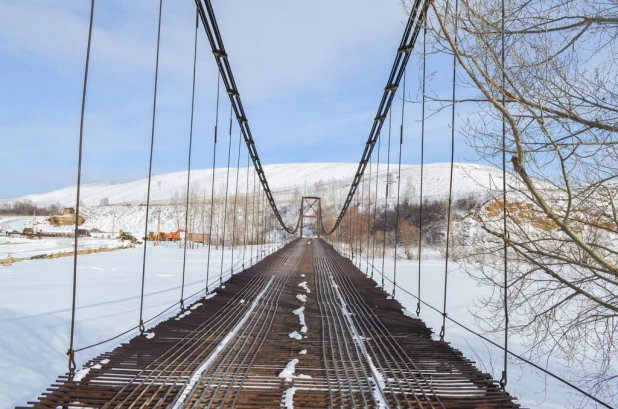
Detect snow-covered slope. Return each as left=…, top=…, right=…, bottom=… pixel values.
left=3, top=162, right=501, bottom=208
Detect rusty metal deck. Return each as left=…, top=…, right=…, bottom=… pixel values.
left=18, top=239, right=518, bottom=408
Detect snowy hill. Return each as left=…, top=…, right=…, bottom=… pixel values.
left=3, top=162, right=502, bottom=208
left=0, top=163, right=505, bottom=237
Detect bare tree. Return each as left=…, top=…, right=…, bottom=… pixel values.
left=403, top=0, right=618, bottom=404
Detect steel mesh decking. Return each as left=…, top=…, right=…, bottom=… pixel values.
left=18, top=239, right=519, bottom=409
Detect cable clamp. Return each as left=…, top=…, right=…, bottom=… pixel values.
left=398, top=44, right=414, bottom=54
left=67, top=348, right=77, bottom=376
left=213, top=49, right=228, bottom=58
left=139, top=320, right=145, bottom=334
left=499, top=370, right=507, bottom=390
left=385, top=83, right=399, bottom=92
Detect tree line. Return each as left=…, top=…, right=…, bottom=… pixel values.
left=0, top=200, right=63, bottom=216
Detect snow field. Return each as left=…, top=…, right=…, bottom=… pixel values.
left=0, top=235, right=132, bottom=260
left=0, top=242, right=271, bottom=409
left=0, top=230, right=583, bottom=408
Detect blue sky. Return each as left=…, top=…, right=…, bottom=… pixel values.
left=0, top=0, right=479, bottom=197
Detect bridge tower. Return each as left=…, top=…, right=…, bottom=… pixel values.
left=299, top=197, right=322, bottom=238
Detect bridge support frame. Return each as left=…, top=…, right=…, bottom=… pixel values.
left=300, top=197, right=322, bottom=238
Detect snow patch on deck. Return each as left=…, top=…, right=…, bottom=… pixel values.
left=298, top=281, right=311, bottom=293
left=282, top=386, right=297, bottom=409
left=289, top=331, right=302, bottom=340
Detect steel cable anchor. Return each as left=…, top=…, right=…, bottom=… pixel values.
left=67, top=348, right=77, bottom=377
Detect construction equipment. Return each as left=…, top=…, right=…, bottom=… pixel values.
left=164, top=229, right=185, bottom=242
left=48, top=208, right=85, bottom=227
left=145, top=231, right=165, bottom=241
left=118, top=229, right=138, bottom=243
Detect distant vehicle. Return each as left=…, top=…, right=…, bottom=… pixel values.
left=145, top=231, right=165, bottom=241
left=164, top=229, right=185, bottom=242
left=8, top=230, right=20, bottom=236
left=119, top=229, right=138, bottom=243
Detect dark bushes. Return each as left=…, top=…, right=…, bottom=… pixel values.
left=0, top=200, right=62, bottom=216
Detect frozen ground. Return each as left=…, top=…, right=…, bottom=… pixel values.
left=0, top=235, right=131, bottom=260
left=0, top=241, right=272, bottom=409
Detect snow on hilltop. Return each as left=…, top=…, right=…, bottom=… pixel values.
left=3, top=162, right=502, bottom=208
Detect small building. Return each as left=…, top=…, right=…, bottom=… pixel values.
left=189, top=233, right=210, bottom=244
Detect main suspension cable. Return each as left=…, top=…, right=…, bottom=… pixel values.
left=195, top=0, right=299, bottom=234
left=138, top=0, right=164, bottom=335
left=67, top=0, right=95, bottom=375
left=323, top=0, right=430, bottom=235
left=180, top=7, right=199, bottom=311
left=195, top=0, right=428, bottom=236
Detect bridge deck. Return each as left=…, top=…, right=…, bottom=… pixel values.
left=20, top=239, right=518, bottom=408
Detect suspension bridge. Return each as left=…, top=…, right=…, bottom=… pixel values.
left=12, top=0, right=613, bottom=408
